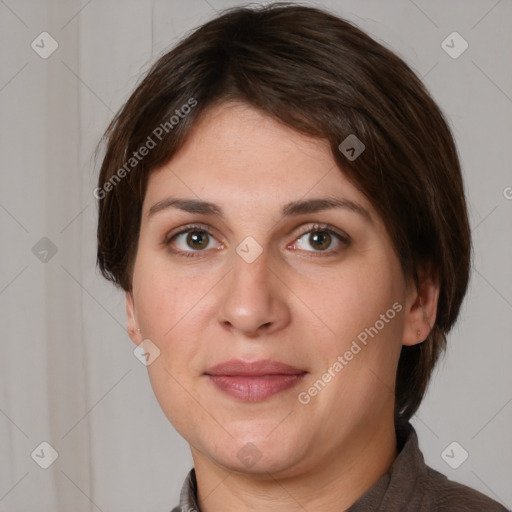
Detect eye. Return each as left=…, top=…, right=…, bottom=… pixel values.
left=164, top=222, right=350, bottom=259
left=289, top=224, right=350, bottom=255
left=164, top=224, right=222, bottom=257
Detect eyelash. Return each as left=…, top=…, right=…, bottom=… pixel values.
left=164, top=222, right=351, bottom=259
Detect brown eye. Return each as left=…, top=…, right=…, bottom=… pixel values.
left=165, top=224, right=222, bottom=257
left=308, top=231, right=332, bottom=250
left=186, top=230, right=210, bottom=250
left=292, top=225, right=349, bottom=255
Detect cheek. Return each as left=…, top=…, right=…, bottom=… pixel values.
left=131, top=260, right=200, bottom=402
left=133, top=251, right=205, bottom=337
left=295, top=248, right=405, bottom=411
left=133, top=263, right=208, bottom=436
left=299, top=256, right=402, bottom=347
left=146, top=360, right=204, bottom=443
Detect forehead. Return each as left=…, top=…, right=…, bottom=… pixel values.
left=142, top=103, right=375, bottom=222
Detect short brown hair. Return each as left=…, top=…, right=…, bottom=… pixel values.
left=95, top=3, right=471, bottom=421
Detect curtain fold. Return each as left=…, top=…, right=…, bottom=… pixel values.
left=1, top=1, right=91, bottom=511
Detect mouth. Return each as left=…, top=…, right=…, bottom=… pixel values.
left=204, top=359, right=307, bottom=402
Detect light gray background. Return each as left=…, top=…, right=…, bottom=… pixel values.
left=0, top=1, right=511, bottom=511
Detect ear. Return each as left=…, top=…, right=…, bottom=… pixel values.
left=402, top=264, right=440, bottom=347
left=126, top=289, right=141, bottom=346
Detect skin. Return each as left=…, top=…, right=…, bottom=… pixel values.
left=126, top=102, right=439, bottom=511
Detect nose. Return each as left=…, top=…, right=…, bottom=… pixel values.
left=217, top=250, right=291, bottom=338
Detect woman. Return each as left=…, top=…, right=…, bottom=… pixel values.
left=95, top=3, right=507, bottom=511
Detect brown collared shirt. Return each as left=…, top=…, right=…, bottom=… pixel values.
left=170, top=422, right=509, bottom=511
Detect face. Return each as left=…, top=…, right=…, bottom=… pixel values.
left=126, top=102, right=432, bottom=477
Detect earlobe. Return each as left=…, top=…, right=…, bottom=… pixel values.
left=402, top=270, right=440, bottom=347
left=125, top=290, right=141, bottom=345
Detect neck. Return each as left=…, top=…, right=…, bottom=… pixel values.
left=191, top=417, right=398, bottom=512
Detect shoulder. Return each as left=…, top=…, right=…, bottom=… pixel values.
left=420, top=464, right=509, bottom=511
left=387, top=421, right=509, bottom=512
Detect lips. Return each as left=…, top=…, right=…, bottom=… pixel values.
left=204, top=359, right=307, bottom=401
left=205, top=359, right=306, bottom=376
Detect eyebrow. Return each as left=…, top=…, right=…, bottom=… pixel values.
left=147, top=196, right=371, bottom=223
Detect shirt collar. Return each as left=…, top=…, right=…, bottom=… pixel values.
left=174, top=421, right=422, bottom=512
left=347, top=421, right=426, bottom=510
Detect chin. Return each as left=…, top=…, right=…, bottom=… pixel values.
left=207, top=430, right=308, bottom=476
left=222, top=449, right=300, bottom=476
